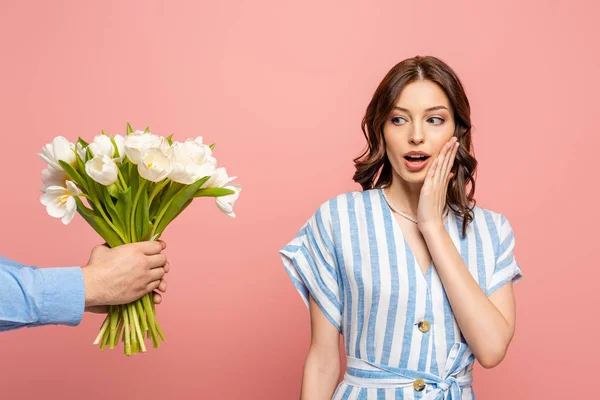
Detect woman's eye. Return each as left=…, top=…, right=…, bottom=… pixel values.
left=391, top=116, right=406, bottom=125
left=428, top=117, right=444, bottom=125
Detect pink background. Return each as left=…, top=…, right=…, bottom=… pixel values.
left=0, top=1, right=597, bottom=399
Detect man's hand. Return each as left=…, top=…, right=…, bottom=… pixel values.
left=81, top=240, right=169, bottom=311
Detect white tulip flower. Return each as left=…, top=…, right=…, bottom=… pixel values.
left=88, top=134, right=126, bottom=162
left=85, top=154, right=119, bottom=186
left=168, top=139, right=214, bottom=184
left=40, top=180, right=81, bottom=225
left=76, top=142, right=88, bottom=161
left=138, top=148, right=172, bottom=182
left=124, top=130, right=162, bottom=164
left=113, top=134, right=125, bottom=161
left=216, top=183, right=242, bottom=218
left=38, top=136, right=76, bottom=171
left=41, top=167, right=67, bottom=191
left=203, top=167, right=236, bottom=188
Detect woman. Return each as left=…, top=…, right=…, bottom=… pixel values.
left=279, top=56, right=522, bottom=399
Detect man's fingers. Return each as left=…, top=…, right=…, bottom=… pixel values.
left=153, top=292, right=162, bottom=304
left=146, top=279, right=162, bottom=293
left=148, top=267, right=166, bottom=282
left=134, top=241, right=164, bottom=255
left=164, top=262, right=170, bottom=273
left=146, top=254, right=167, bottom=269
left=156, top=279, right=167, bottom=293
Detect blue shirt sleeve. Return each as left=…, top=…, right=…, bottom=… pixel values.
left=0, top=254, right=85, bottom=332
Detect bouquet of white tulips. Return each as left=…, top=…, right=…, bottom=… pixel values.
left=38, top=123, right=241, bottom=355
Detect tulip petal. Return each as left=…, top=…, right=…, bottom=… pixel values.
left=62, top=196, right=77, bottom=224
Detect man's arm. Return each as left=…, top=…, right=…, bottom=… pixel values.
left=0, top=256, right=84, bottom=331
left=0, top=241, right=169, bottom=332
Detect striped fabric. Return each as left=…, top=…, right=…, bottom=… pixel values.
left=280, top=188, right=522, bottom=399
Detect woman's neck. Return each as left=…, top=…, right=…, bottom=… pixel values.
left=383, top=176, right=422, bottom=217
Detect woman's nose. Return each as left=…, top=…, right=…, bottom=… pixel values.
left=409, top=125, right=425, bottom=145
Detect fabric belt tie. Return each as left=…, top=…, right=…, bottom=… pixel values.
left=344, top=343, right=475, bottom=400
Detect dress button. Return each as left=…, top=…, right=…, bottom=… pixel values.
left=413, top=378, right=426, bottom=391
left=417, top=320, right=430, bottom=333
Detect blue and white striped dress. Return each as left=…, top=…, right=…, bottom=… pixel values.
left=280, top=188, right=522, bottom=400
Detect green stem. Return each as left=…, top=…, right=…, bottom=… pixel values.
left=108, top=305, right=119, bottom=349
left=91, top=198, right=128, bottom=244
left=128, top=304, right=138, bottom=354
left=130, top=180, right=147, bottom=242
left=114, top=313, right=124, bottom=348
left=123, top=304, right=131, bottom=355
left=142, top=293, right=159, bottom=348
left=150, top=196, right=176, bottom=238
left=135, top=299, right=148, bottom=332
left=93, top=315, right=110, bottom=345
left=148, top=179, right=170, bottom=206
left=100, top=325, right=110, bottom=350
left=151, top=296, right=166, bottom=342
left=156, top=321, right=166, bottom=342
left=131, top=302, right=147, bottom=352
left=118, top=168, right=127, bottom=189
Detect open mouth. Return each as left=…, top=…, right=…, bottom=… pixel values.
left=403, top=155, right=430, bottom=162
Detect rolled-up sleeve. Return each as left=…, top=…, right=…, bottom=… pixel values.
left=0, top=255, right=85, bottom=332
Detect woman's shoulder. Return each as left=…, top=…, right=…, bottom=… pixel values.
left=311, top=189, right=380, bottom=213
left=318, top=188, right=380, bottom=205
left=458, top=204, right=516, bottom=239
left=465, top=204, right=512, bottom=224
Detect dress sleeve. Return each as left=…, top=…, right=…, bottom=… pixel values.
left=487, top=214, right=523, bottom=296
left=279, top=205, right=343, bottom=332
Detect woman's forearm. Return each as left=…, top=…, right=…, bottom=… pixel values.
left=421, top=223, right=515, bottom=368
left=300, top=344, right=341, bottom=400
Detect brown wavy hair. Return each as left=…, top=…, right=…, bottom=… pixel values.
left=353, top=56, right=477, bottom=237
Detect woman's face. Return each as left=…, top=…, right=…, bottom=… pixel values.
left=383, top=79, right=456, bottom=185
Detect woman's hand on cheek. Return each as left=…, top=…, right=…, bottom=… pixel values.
left=417, top=136, right=459, bottom=233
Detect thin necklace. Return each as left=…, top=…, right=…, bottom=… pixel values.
left=381, top=187, right=450, bottom=225
left=380, top=188, right=418, bottom=224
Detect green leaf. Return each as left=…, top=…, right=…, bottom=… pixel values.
left=86, top=146, right=94, bottom=161
left=101, top=130, right=107, bottom=136
left=126, top=123, right=133, bottom=134
left=128, top=166, right=140, bottom=240
left=149, top=192, right=163, bottom=222
left=193, top=187, right=236, bottom=198
left=135, top=182, right=152, bottom=241
left=77, top=137, right=89, bottom=147
left=74, top=154, right=90, bottom=194
left=75, top=197, right=123, bottom=248
left=58, top=160, right=87, bottom=192
left=172, top=198, right=193, bottom=221
left=149, top=180, right=170, bottom=220
left=156, top=182, right=182, bottom=213
left=129, top=164, right=139, bottom=199
left=102, top=185, right=125, bottom=233
left=107, top=183, right=119, bottom=198
left=154, top=177, right=209, bottom=236
left=209, top=143, right=215, bottom=151
left=166, top=134, right=174, bottom=145
left=144, top=126, right=150, bottom=133
left=110, top=136, right=121, bottom=159
left=75, top=151, right=86, bottom=173
left=116, top=188, right=132, bottom=242
left=119, top=160, right=130, bottom=183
